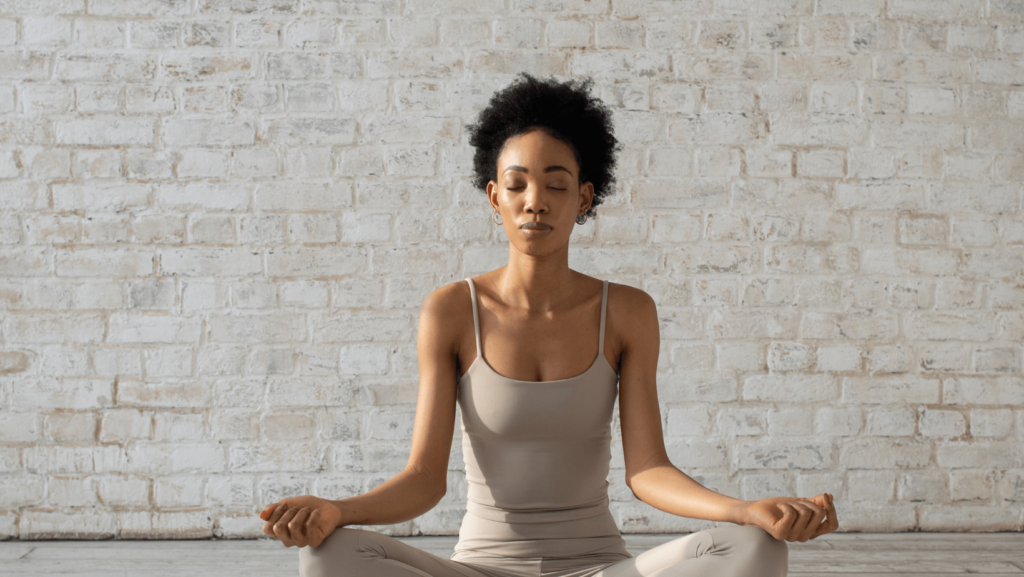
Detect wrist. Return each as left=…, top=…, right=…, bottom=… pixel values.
left=329, top=498, right=357, bottom=528
left=727, top=499, right=753, bottom=526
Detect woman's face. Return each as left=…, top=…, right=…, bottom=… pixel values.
left=487, top=128, right=594, bottom=256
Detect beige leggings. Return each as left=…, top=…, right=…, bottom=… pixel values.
left=299, top=525, right=788, bottom=577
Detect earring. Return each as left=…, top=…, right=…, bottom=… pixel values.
left=492, top=211, right=502, bottom=225
left=575, top=213, right=588, bottom=225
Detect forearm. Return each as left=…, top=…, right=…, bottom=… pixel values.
left=628, top=462, right=750, bottom=525
left=329, top=467, right=443, bottom=527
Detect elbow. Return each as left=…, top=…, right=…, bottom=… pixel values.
left=624, top=475, right=643, bottom=501
left=432, top=482, right=448, bottom=505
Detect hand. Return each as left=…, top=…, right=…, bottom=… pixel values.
left=259, top=495, right=344, bottom=548
left=742, top=493, right=838, bottom=542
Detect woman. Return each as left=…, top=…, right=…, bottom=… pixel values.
left=259, top=73, right=839, bottom=577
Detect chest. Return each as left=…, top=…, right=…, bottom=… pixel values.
left=462, top=311, right=616, bottom=382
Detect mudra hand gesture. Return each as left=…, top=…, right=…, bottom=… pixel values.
left=743, top=493, right=838, bottom=542
left=260, top=495, right=343, bottom=548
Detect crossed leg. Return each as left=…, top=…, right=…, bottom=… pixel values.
left=591, top=526, right=788, bottom=577
left=299, top=525, right=787, bottom=577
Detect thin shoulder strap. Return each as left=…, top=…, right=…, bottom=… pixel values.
left=465, top=278, right=482, bottom=353
left=599, top=280, right=608, bottom=355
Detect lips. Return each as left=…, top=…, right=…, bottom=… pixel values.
left=520, top=222, right=552, bottom=230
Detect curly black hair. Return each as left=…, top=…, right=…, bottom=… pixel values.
left=466, top=73, right=621, bottom=218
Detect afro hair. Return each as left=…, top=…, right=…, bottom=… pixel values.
left=466, top=73, right=621, bottom=218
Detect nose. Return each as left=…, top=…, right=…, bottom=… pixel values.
left=523, top=183, right=549, bottom=214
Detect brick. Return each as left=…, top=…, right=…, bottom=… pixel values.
left=815, top=408, right=862, bottom=437
left=657, top=373, right=736, bottom=403
left=665, top=405, right=712, bottom=436
left=310, top=310, right=412, bottom=343
left=897, top=470, right=947, bottom=502
left=734, top=441, right=830, bottom=470
left=0, top=52, right=51, bottom=80
left=160, top=248, right=262, bottom=277
left=876, top=55, right=972, bottom=83
left=177, top=148, right=230, bottom=177
left=98, top=475, right=150, bottom=507
left=840, top=438, right=930, bottom=469
left=162, top=118, right=254, bottom=147
left=21, top=510, right=116, bottom=539
left=236, top=215, right=282, bottom=246
left=0, top=411, right=42, bottom=442
left=100, top=408, right=152, bottom=442
left=548, top=19, right=591, bottom=48
left=920, top=408, right=967, bottom=438
left=890, top=0, right=984, bottom=19
left=716, top=0, right=811, bottom=16
left=119, top=511, right=212, bottom=539
left=0, top=247, right=50, bottom=277
left=230, top=442, right=322, bottom=472
left=937, top=440, right=1018, bottom=469
left=53, top=182, right=150, bottom=212
left=44, top=410, right=95, bottom=441
left=209, top=313, right=305, bottom=344
left=266, top=246, right=366, bottom=277
left=849, top=470, right=894, bottom=501
left=665, top=439, right=728, bottom=468
left=256, top=181, right=353, bottom=210
left=745, top=374, right=838, bottom=405
left=48, top=476, right=99, bottom=507
left=843, top=376, right=940, bottom=404
left=766, top=246, right=858, bottom=274
left=970, top=409, right=1014, bottom=438
left=108, top=313, right=201, bottom=344
left=55, top=116, right=154, bottom=146
left=117, top=383, right=207, bottom=409
left=943, top=376, right=1024, bottom=405
left=904, top=311, right=997, bottom=341
left=716, top=407, right=765, bottom=436
left=771, top=113, right=867, bottom=147
left=266, top=117, right=357, bottom=146
left=949, top=469, right=994, bottom=501
left=919, top=504, right=1019, bottom=531
left=74, top=19, right=126, bottom=49
left=859, top=248, right=958, bottom=277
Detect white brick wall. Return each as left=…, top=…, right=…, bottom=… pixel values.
left=0, top=0, right=1022, bottom=539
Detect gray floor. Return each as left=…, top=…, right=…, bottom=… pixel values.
left=1, top=533, right=1022, bottom=576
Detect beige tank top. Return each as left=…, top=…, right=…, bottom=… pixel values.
left=457, top=278, right=620, bottom=524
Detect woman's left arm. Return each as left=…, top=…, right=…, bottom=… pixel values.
left=612, top=285, right=839, bottom=542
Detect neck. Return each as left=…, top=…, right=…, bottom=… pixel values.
left=498, top=243, right=574, bottom=311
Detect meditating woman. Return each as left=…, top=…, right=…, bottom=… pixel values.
left=259, top=73, right=839, bottom=577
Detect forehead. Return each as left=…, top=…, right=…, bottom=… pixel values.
left=497, top=128, right=579, bottom=174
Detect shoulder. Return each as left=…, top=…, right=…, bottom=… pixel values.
left=420, top=279, right=471, bottom=317
left=607, top=282, right=657, bottom=319
left=417, top=279, right=473, bottom=354
left=606, top=282, right=659, bottom=353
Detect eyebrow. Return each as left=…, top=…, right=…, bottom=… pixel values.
left=502, top=165, right=573, bottom=175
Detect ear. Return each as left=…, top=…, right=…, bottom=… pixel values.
left=578, top=181, right=595, bottom=216
left=487, top=180, right=500, bottom=213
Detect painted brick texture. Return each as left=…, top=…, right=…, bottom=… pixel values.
left=1, top=0, right=1023, bottom=539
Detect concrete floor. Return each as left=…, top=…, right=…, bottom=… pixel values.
left=1, top=533, right=1022, bottom=576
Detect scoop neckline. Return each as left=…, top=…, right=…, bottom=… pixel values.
left=459, top=352, right=616, bottom=384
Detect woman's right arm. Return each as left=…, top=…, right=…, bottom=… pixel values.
left=260, top=283, right=465, bottom=547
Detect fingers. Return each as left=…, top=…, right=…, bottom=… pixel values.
left=259, top=502, right=277, bottom=521
left=261, top=503, right=288, bottom=538
left=271, top=505, right=302, bottom=546
left=811, top=494, right=840, bottom=538
left=794, top=500, right=827, bottom=542
left=771, top=502, right=797, bottom=540
left=287, top=507, right=313, bottom=545
left=774, top=499, right=827, bottom=542
left=784, top=502, right=812, bottom=541
left=306, top=509, right=326, bottom=547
